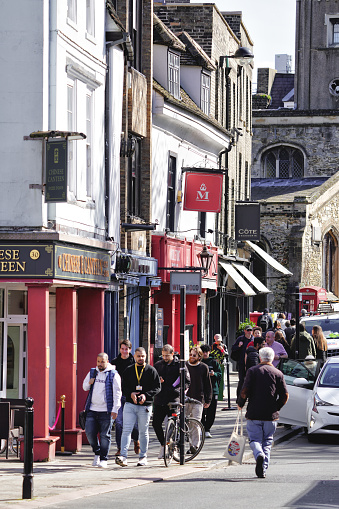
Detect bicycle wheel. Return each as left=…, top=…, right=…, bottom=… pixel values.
left=164, top=418, right=178, bottom=467
left=184, top=417, right=205, bottom=462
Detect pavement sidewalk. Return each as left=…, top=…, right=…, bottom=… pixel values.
left=0, top=372, right=300, bottom=508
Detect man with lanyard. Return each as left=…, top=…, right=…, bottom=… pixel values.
left=111, top=339, right=140, bottom=457
left=116, top=347, right=161, bottom=467
left=153, top=344, right=190, bottom=459
left=82, top=353, right=121, bottom=468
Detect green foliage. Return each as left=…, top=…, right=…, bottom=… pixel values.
left=236, top=318, right=256, bottom=337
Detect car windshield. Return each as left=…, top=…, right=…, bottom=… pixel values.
left=318, top=363, right=339, bottom=388
left=303, top=318, right=339, bottom=338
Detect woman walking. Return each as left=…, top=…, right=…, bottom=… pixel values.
left=312, top=325, right=328, bottom=362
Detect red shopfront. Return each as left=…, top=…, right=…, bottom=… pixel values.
left=151, top=235, right=218, bottom=354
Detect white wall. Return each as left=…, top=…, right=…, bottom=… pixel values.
left=180, top=66, right=202, bottom=107
left=153, top=45, right=168, bottom=89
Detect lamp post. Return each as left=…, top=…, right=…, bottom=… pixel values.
left=198, top=244, right=214, bottom=275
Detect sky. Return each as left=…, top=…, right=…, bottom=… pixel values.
left=204, top=0, right=297, bottom=85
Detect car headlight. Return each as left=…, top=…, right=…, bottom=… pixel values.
left=312, top=393, right=333, bottom=413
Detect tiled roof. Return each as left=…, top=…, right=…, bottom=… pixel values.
left=177, top=31, right=216, bottom=71
left=106, top=0, right=126, bottom=32
left=251, top=177, right=329, bottom=202
left=268, top=73, right=295, bottom=109
left=153, top=14, right=186, bottom=51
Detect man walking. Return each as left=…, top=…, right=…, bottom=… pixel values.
left=186, top=346, right=212, bottom=451
left=237, top=347, right=289, bottom=478
left=116, top=347, right=161, bottom=467
left=265, top=330, right=288, bottom=367
left=201, top=344, right=222, bottom=438
left=153, top=344, right=190, bottom=459
left=83, top=353, right=122, bottom=468
left=111, top=339, right=139, bottom=457
left=231, top=325, right=254, bottom=397
left=257, top=308, right=273, bottom=333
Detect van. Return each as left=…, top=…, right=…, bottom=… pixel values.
left=300, top=313, right=339, bottom=357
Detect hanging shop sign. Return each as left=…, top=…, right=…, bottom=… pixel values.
left=183, top=172, right=223, bottom=213
left=45, top=139, right=68, bottom=202
left=235, top=202, right=261, bottom=241
left=169, top=271, right=202, bottom=295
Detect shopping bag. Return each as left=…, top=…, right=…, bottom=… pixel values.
left=223, top=408, right=246, bottom=464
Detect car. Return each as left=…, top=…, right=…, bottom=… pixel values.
left=300, top=313, right=339, bottom=357
left=278, top=356, right=339, bottom=438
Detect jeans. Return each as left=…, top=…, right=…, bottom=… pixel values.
left=115, top=396, right=138, bottom=449
left=85, top=410, right=112, bottom=461
left=246, top=419, right=278, bottom=472
left=153, top=405, right=172, bottom=446
left=120, top=402, right=152, bottom=459
left=186, top=401, right=203, bottom=448
left=201, top=395, right=218, bottom=432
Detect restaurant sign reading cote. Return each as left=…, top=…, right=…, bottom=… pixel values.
left=235, top=202, right=260, bottom=241
left=45, top=139, right=68, bottom=202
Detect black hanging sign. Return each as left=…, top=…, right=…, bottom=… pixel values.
left=45, top=140, right=67, bottom=202
left=235, top=202, right=260, bottom=241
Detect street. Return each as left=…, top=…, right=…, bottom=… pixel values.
left=44, top=433, right=339, bottom=509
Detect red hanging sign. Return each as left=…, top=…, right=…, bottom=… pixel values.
left=183, top=172, right=223, bottom=213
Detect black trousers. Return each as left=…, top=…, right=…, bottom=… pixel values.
left=152, top=405, right=172, bottom=446
left=201, top=395, right=218, bottom=432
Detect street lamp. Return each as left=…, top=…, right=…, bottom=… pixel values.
left=220, top=46, right=254, bottom=67
left=198, top=244, right=214, bottom=275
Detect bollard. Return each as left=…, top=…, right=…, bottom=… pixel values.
left=22, top=397, right=34, bottom=500
left=60, top=395, right=66, bottom=453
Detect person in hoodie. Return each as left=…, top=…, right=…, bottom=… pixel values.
left=111, top=339, right=139, bottom=457
left=83, top=352, right=122, bottom=468
left=245, top=336, right=266, bottom=371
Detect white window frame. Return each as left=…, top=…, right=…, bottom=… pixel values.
left=67, top=78, right=77, bottom=197
left=86, top=89, right=93, bottom=198
left=67, top=0, right=77, bottom=24
left=201, top=72, right=211, bottom=115
left=168, top=51, right=180, bottom=99
left=325, top=15, right=339, bottom=47
left=86, top=0, right=95, bottom=39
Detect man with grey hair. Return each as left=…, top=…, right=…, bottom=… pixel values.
left=237, top=347, right=289, bottom=478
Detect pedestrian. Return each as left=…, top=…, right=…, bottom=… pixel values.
left=311, top=325, right=328, bottom=362
left=277, top=312, right=287, bottom=330
left=116, top=347, right=161, bottom=467
left=245, top=336, right=266, bottom=371
left=82, top=352, right=122, bottom=468
left=211, top=334, right=227, bottom=363
left=153, top=344, right=190, bottom=459
left=186, top=346, right=212, bottom=452
left=256, top=308, right=273, bottom=333
left=265, top=330, right=288, bottom=367
left=201, top=344, right=222, bottom=438
left=290, top=323, right=316, bottom=359
left=237, top=347, right=289, bottom=478
left=284, top=319, right=296, bottom=346
left=274, top=330, right=291, bottom=357
left=111, top=339, right=139, bottom=457
left=231, top=325, right=254, bottom=397
left=246, top=326, right=263, bottom=348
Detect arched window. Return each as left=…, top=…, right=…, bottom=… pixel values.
left=262, top=146, right=304, bottom=178
left=324, top=231, right=338, bottom=294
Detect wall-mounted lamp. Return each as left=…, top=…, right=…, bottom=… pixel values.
left=198, top=244, right=214, bottom=275
left=220, top=46, right=254, bottom=67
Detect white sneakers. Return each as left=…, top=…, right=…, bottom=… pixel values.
left=205, top=431, right=212, bottom=438
left=92, top=455, right=100, bottom=467
left=158, top=446, right=164, bottom=459
left=116, top=456, right=128, bottom=467
left=98, top=460, right=108, bottom=468
left=137, top=457, right=147, bottom=466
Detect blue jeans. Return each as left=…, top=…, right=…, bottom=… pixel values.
left=246, top=420, right=277, bottom=472
left=120, top=402, right=152, bottom=459
left=115, top=396, right=139, bottom=449
left=85, top=410, right=112, bottom=461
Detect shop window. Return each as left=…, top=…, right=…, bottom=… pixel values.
left=168, top=51, right=180, bottom=99
left=263, top=146, right=304, bottom=178
left=0, top=289, right=4, bottom=318
left=0, top=323, right=3, bottom=391
left=8, top=290, right=27, bottom=315
left=324, top=230, right=338, bottom=294
left=166, top=155, right=176, bottom=232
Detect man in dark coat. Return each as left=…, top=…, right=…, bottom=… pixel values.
left=201, top=344, right=222, bottom=437
left=231, top=325, right=254, bottom=397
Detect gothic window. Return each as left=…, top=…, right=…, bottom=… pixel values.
left=324, top=231, right=338, bottom=294
left=263, top=146, right=304, bottom=178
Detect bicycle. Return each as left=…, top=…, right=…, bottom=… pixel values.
left=163, top=397, right=205, bottom=467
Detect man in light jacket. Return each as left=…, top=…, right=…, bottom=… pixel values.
left=83, top=352, right=122, bottom=468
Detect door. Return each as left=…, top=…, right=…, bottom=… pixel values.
left=5, top=324, right=26, bottom=399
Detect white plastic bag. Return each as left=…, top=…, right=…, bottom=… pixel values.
left=223, top=408, right=246, bottom=464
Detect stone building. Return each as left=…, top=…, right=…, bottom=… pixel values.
left=251, top=0, right=339, bottom=313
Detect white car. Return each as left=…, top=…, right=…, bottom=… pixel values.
left=300, top=314, right=339, bottom=356
left=278, top=356, right=339, bottom=439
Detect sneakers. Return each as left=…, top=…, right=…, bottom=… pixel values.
left=92, top=455, right=100, bottom=467
left=255, top=455, right=265, bottom=478
left=137, top=457, right=148, bottom=466
left=205, top=431, right=212, bottom=438
left=158, top=445, right=164, bottom=459
left=134, top=440, right=140, bottom=455
left=98, top=460, right=108, bottom=468
left=115, top=455, right=128, bottom=467
left=186, top=445, right=198, bottom=455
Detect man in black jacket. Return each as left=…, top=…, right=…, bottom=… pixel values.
left=201, top=344, right=222, bottom=438
left=111, top=339, right=139, bottom=456
left=116, top=347, right=161, bottom=467
left=231, top=325, right=254, bottom=397
left=153, top=344, right=190, bottom=459
left=245, top=336, right=266, bottom=371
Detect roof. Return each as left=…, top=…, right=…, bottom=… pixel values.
left=153, top=14, right=186, bottom=51
left=153, top=79, right=231, bottom=137
left=268, top=73, right=295, bottom=109
left=106, top=0, right=126, bottom=32
left=177, top=31, right=216, bottom=71
left=251, top=177, right=329, bottom=203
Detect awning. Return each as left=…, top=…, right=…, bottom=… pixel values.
left=245, top=240, right=293, bottom=276
left=232, top=263, right=271, bottom=294
left=219, top=261, right=256, bottom=296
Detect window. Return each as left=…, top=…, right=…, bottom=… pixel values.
left=166, top=155, right=176, bottom=232
left=67, top=0, right=77, bottom=23
left=129, top=0, right=142, bottom=71
left=262, top=146, right=304, bottom=178
left=168, top=51, right=180, bottom=99
left=67, top=80, right=76, bottom=194
left=201, top=73, right=211, bottom=114
left=324, top=231, right=337, bottom=294
left=86, top=90, right=93, bottom=197
left=127, top=137, right=141, bottom=217
left=86, top=0, right=95, bottom=37
left=326, top=16, right=339, bottom=46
